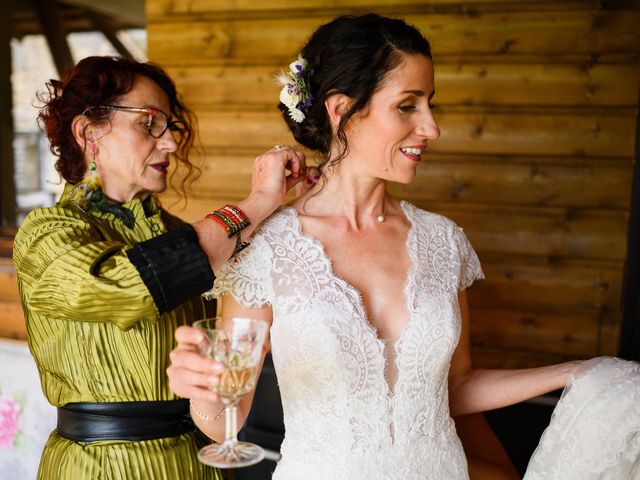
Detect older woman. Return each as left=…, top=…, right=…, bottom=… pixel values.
left=12, top=56, right=309, bottom=480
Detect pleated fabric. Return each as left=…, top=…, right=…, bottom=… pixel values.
left=13, top=184, right=223, bottom=480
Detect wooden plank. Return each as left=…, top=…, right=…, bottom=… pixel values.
left=0, top=227, right=15, bottom=258
left=469, top=256, right=623, bottom=311
left=192, top=110, right=636, bottom=157
left=392, top=162, right=632, bottom=209
left=169, top=63, right=640, bottom=109
left=33, top=0, right=74, bottom=77
left=434, top=62, right=640, bottom=108
left=469, top=307, right=601, bottom=356
left=470, top=345, right=580, bottom=369
left=148, top=10, right=640, bottom=65
left=438, top=204, right=629, bottom=261
left=160, top=192, right=629, bottom=261
left=167, top=154, right=633, bottom=209
left=0, top=302, right=26, bottom=340
left=148, top=1, right=639, bottom=19
left=599, top=321, right=622, bottom=356
left=0, top=259, right=19, bottom=302
left=148, top=0, right=587, bottom=19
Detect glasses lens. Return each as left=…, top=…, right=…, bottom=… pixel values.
left=169, top=120, right=186, bottom=142
left=148, top=110, right=169, bottom=137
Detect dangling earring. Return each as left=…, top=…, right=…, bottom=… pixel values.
left=69, top=147, right=135, bottom=228
left=70, top=149, right=102, bottom=209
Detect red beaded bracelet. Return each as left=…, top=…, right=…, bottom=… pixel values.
left=205, top=204, right=250, bottom=238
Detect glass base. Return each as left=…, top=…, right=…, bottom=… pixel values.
left=198, top=441, right=265, bottom=469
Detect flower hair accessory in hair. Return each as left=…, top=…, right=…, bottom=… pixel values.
left=276, top=55, right=313, bottom=123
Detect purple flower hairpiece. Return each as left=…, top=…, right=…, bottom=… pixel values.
left=276, top=55, right=313, bottom=123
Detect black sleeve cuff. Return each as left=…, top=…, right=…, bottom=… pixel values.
left=127, top=224, right=215, bottom=313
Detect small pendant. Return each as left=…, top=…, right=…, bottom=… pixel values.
left=376, top=215, right=385, bottom=223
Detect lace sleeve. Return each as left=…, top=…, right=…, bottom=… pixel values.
left=453, top=226, right=484, bottom=291
left=203, top=234, right=274, bottom=308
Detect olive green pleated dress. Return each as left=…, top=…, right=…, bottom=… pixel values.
left=12, top=184, right=223, bottom=480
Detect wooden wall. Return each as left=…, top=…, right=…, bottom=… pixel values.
left=147, top=0, right=640, bottom=368
left=0, top=228, right=23, bottom=339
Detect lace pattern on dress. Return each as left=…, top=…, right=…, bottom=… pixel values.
left=207, top=202, right=484, bottom=480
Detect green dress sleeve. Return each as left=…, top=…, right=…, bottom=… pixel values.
left=13, top=205, right=158, bottom=331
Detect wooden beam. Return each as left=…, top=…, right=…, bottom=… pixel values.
left=34, top=0, right=74, bottom=77
left=88, top=12, right=135, bottom=60
left=59, top=0, right=145, bottom=26
left=0, top=0, right=16, bottom=227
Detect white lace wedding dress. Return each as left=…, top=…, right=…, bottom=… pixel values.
left=209, top=202, right=640, bottom=480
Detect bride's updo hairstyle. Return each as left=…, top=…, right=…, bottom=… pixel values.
left=278, top=13, right=431, bottom=168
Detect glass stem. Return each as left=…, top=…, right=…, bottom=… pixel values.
left=223, top=402, right=238, bottom=445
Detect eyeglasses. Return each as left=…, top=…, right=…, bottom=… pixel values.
left=82, top=105, right=185, bottom=139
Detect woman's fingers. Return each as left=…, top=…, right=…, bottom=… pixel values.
left=175, top=325, right=204, bottom=346
left=292, top=166, right=320, bottom=195
left=168, top=325, right=224, bottom=401
left=166, top=367, right=219, bottom=402
left=286, top=148, right=307, bottom=179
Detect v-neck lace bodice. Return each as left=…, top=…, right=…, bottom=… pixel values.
left=209, top=203, right=640, bottom=479
left=210, top=202, right=482, bottom=479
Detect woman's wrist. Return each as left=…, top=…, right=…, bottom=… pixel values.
left=190, top=399, right=226, bottom=423
left=236, top=191, right=281, bottom=237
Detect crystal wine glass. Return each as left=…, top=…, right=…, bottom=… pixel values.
left=193, top=317, right=268, bottom=468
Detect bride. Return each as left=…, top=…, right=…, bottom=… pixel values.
left=167, top=13, right=640, bottom=479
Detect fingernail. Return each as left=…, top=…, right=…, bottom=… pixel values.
left=211, top=362, right=224, bottom=372
left=208, top=376, right=219, bottom=386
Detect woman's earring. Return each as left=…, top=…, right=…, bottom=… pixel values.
left=71, top=150, right=101, bottom=202
left=69, top=152, right=135, bottom=228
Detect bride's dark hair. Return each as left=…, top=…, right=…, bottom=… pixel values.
left=278, top=13, right=432, bottom=168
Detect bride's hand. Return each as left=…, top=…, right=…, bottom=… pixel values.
left=167, top=325, right=223, bottom=402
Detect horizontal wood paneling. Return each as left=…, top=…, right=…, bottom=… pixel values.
left=0, top=303, right=25, bottom=340
left=470, top=257, right=623, bottom=311
left=167, top=63, right=640, bottom=109
left=470, top=307, right=601, bottom=356
left=148, top=11, right=640, bottom=65
left=393, top=163, right=632, bottom=208
left=470, top=345, right=577, bottom=369
left=193, top=111, right=636, bottom=157
left=148, top=0, right=593, bottom=19
left=0, top=258, right=24, bottom=340
left=442, top=205, right=628, bottom=261
left=169, top=154, right=633, bottom=209
left=159, top=194, right=628, bottom=261
left=0, top=259, right=19, bottom=302
left=149, top=0, right=638, bottom=368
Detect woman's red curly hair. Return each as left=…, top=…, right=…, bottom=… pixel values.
left=37, top=56, right=199, bottom=196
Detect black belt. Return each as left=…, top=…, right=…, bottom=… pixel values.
left=57, top=400, right=195, bottom=442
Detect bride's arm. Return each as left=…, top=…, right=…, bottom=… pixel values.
left=167, top=294, right=273, bottom=442
left=448, top=290, right=582, bottom=417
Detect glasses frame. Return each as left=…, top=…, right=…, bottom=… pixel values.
left=82, top=105, right=184, bottom=139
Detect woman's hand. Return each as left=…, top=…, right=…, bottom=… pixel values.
left=249, top=145, right=316, bottom=215
left=166, top=325, right=223, bottom=402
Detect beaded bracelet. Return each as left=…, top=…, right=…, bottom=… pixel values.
left=205, top=204, right=250, bottom=238
left=190, top=399, right=225, bottom=422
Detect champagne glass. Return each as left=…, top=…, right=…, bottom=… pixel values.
left=193, top=317, right=268, bottom=468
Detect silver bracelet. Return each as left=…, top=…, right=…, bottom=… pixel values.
left=190, top=399, right=225, bottom=422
